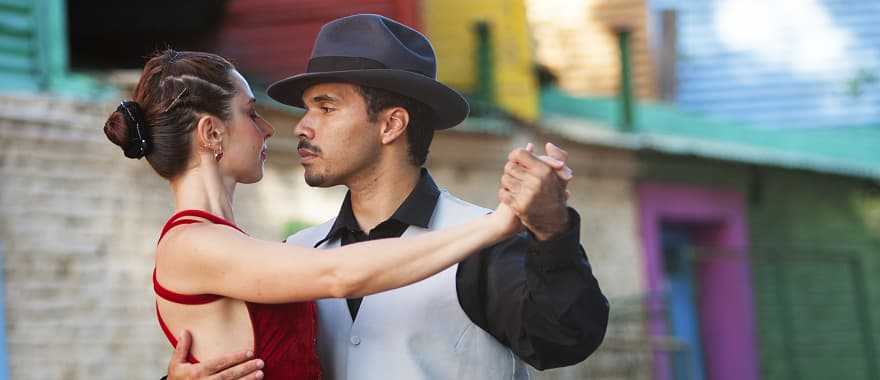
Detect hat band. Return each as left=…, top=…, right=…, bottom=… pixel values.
left=307, top=56, right=387, bottom=72
left=306, top=56, right=432, bottom=78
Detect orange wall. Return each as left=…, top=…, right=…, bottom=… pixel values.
left=528, top=0, right=658, bottom=99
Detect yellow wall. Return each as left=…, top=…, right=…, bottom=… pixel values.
left=422, top=0, right=539, bottom=121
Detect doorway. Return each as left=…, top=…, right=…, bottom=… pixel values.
left=638, top=183, right=759, bottom=380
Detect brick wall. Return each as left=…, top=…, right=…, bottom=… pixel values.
left=0, top=94, right=171, bottom=378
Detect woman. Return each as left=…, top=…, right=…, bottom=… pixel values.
left=103, top=50, right=520, bottom=379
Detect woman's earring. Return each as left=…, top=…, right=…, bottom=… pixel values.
left=214, top=148, right=223, bottom=162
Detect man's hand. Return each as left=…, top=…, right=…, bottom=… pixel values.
left=499, top=142, right=573, bottom=241
left=167, top=330, right=264, bottom=380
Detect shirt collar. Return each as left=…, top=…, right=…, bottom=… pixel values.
left=317, top=168, right=441, bottom=246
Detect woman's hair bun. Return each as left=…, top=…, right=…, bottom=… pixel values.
left=103, top=50, right=236, bottom=179
left=103, top=101, right=151, bottom=159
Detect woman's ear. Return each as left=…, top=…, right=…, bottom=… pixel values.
left=379, top=107, right=410, bottom=145
left=195, top=115, right=226, bottom=150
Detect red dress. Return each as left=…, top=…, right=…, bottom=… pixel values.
left=154, top=209, right=322, bottom=379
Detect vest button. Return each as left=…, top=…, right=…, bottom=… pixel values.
left=350, top=335, right=361, bottom=346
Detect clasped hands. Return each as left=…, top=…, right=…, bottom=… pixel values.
left=498, top=142, right=573, bottom=241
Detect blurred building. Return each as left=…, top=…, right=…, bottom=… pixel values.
left=523, top=1, right=880, bottom=380
left=0, top=1, right=879, bottom=380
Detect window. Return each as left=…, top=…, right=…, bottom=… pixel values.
left=0, top=0, right=226, bottom=93
left=67, top=0, right=226, bottom=70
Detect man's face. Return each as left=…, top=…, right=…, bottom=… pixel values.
left=295, top=82, right=381, bottom=187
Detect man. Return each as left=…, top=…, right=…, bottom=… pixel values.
left=168, top=14, right=608, bottom=380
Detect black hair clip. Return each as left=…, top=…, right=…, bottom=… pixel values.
left=117, top=100, right=151, bottom=159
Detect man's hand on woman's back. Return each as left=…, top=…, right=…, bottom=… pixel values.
left=166, top=330, right=265, bottom=380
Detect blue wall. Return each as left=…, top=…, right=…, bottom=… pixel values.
left=649, top=0, right=880, bottom=128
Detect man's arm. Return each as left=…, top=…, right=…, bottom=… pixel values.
left=456, top=143, right=609, bottom=370
left=457, top=210, right=609, bottom=369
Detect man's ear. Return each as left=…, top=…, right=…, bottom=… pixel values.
left=379, top=107, right=410, bottom=145
left=195, top=115, right=226, bottom=149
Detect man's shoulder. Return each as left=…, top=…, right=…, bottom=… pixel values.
left=284, top=218, right=336, bottom=246
left=438, top=190, right=490, bottom=212
left=432, top=189, right=492, bottom=226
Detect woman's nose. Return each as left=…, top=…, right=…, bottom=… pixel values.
left=261, top=118, right=275, bottom=138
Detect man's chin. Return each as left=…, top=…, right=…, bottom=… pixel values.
left=303, top=172, right=334, bottom=188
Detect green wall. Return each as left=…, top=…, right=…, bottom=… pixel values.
left=640, top=153, right=880, bottom=380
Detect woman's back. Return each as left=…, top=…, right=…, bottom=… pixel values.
left=155, top=210, right=321, bottom=379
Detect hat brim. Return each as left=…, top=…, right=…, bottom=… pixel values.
left=267, top=69, right=469, bottom=130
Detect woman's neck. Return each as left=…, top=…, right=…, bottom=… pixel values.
left=170, top=158, right=236, bottom=223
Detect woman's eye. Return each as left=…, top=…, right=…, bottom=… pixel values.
left=321, top=107, right=333, bottom=113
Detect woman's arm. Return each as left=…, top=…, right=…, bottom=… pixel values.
left=155, top=204, right=519, bottom=304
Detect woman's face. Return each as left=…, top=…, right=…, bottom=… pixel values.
left=220, top=69, right=275, bottom=184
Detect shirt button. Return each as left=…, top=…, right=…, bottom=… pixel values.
left=350, top=335, right=361, bottom=346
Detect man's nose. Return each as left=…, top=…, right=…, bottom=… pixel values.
left=294, top=117, right=314, bottom=140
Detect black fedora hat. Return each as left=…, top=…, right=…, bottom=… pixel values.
left=267, top=14, right=469, bottom=130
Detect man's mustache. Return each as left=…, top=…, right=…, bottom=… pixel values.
left=297, top=139, right=321, bottom=154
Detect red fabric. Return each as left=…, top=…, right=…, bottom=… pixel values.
left=154, top=209, right=322, bottom=379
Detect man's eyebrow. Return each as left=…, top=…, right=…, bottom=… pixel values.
left=311, top=94, right=338, bottom=103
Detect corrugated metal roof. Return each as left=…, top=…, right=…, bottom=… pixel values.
left=540, top=87, right=880, bottom=180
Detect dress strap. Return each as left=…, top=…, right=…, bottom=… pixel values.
left=159, top=209, right=245, bottom=243
left=153, top=269, right=223, bottom=305
left=159, top=219, right=200, bottom=243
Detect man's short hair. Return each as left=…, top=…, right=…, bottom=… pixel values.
left=355, top=85, right=434, bottom=167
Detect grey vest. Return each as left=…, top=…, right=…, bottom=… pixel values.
left=286, top=190, right=529, bottom=380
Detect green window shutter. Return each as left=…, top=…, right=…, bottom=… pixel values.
left=0, top=0, right=40, bottom=90
left=0, top=0, right=68, bottom=92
